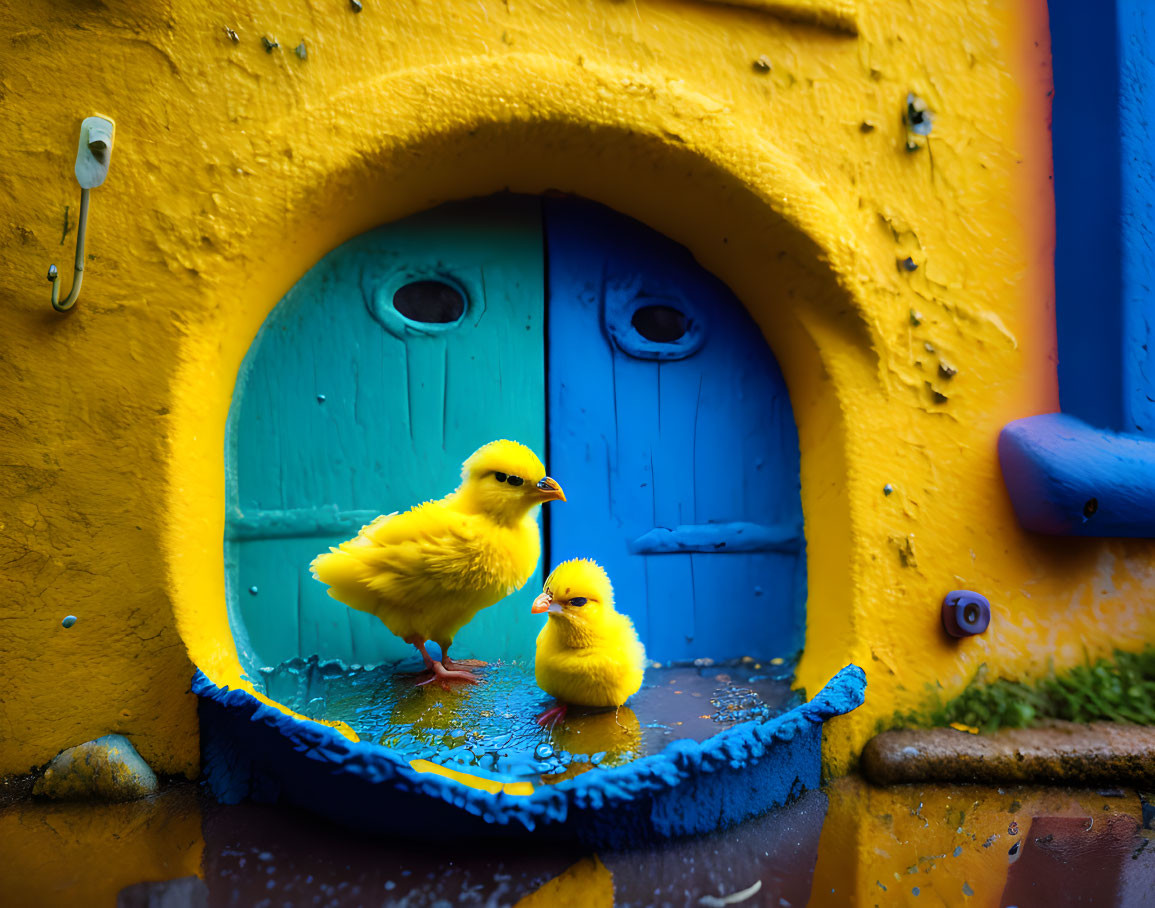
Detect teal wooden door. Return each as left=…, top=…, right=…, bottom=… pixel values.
left=226, top=197, right=545, bottom=672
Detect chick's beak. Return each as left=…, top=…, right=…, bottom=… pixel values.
left=531, top=592, right=552, bottom=614
left=535, top=476, right=566, bottom=503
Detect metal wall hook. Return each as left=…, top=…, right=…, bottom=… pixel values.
left=49, top=188, right=89, bottom=311
left=49, top=116, right=114, bottom=313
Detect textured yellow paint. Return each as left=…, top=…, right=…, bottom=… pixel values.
left=0, top=0, right=1152, bottom=781
left=515, top=855, right=614, bottom=908
left=0, top=786, right=203, bottom=908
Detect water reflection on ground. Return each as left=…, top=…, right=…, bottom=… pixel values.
left=812, top=778, right=1155, bottom=906
left=2, top=776, right=1153, bottom=906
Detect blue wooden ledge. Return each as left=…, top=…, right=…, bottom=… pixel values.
left=629, top=522, right=802, bottom=555
left=998, top=412, right=1155, bottom=536
left=194, top=664, right=865, bottom=847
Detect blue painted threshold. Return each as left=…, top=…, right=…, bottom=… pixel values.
left=998, top=412, right=1155, bottom=536
left=194, top=664, right=865, bottom=848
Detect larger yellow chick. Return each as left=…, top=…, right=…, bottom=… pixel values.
left=531, top=559, right=646, bottom=726
left=310, top=440, right=565, bottom=687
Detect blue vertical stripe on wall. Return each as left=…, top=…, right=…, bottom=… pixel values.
left=544, top=199, right=806, bottom=664
left=1118, top=0, right=1155, bottom=435
left=1049, top=0, right=1125, bottom=430
left=226, top=197, right=546, bottom=674
left=997, top=4, right=1155, bottom=537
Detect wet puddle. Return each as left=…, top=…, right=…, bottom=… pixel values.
left=6, top=779, right=1153, bottom=907
left=258, top=657, right=799, bottom=782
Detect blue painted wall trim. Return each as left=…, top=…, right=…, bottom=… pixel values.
left=999, top=413, right=1155, bottom=536
left=1003, top=5, right=1155, bottom=537
left=1049, top=0, right=1124, bottom=430
left=194, top=664, right=865, bottom=847
left=1118, top=0, right=1155, bottom=436
left=1048, top=0, right=1155, bottom=433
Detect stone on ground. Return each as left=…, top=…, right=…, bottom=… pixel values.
left=33, top=734, right=158, bottom=801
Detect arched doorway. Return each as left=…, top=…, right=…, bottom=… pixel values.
left=225, top=196, right=804, bottom=672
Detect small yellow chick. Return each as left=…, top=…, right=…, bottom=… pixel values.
left=531, top=559, right=646, bottom=725
left=310, top=439, right=565, bottom=687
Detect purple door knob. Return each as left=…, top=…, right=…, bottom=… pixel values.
left=941, top=590, right=991, bottom=637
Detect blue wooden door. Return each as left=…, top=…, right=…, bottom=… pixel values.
left=226, top=196, right=545, bottom=672
left=545, top=199, right=806, bottom=664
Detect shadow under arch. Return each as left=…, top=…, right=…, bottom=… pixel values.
left=167, top=51, right=875, bottom=723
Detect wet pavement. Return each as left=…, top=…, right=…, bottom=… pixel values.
left=3, top=777, right=1154, bottom=906
left=197, top=785, right=826, bottom=908
left=5, top=662, right=1154, bottom=906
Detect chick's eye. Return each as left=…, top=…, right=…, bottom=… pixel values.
left=507, top=475, right=524, bottom=487
left=569, top=597, right=588, bottom=607
left=494, top=472, right=508, bottom=483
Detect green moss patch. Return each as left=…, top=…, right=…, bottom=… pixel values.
left=894, top=648, right=1155, bottom=733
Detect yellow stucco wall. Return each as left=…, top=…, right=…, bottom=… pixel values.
left=1, top=0, right=1152, bottom=779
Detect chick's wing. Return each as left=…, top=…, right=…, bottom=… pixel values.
left=343, top=502, right=495, bottom=597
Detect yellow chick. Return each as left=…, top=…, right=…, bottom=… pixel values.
left=531, top=559, right=646, bottom=725
left=310, top=440, right=565, bottom=687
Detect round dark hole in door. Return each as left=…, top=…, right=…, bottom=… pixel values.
left=632, top=304, right=688, bottom=343
left=393, top=280, right=465, bottom=324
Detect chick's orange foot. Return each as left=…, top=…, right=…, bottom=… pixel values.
left=535, top=703, right=568, bottom=727
left=416, top=660, right=483, bottom=689
left=442, top=656, right=488, bottom=670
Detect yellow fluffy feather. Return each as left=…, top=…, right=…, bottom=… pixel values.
left=532, top=559, right=646, bottom=709
left=310, top=439, right=565, bottom=681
